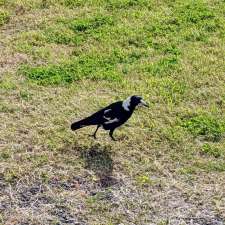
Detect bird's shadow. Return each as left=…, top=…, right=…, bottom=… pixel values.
left=80, top=144, right=117, bottom=188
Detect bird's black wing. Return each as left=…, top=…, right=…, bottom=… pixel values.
left=71, top=101, right=123, bottom=130
left=101, top=101, right=125, bottom=125
left=88, top=101, right=122, bottom=124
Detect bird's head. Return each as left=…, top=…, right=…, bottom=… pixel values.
left=122, top=95, right=149, bottom=111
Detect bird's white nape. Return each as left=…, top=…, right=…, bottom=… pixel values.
left=122, top=96, right=131, bottom=111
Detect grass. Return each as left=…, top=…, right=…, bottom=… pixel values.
left=1, top=0, right=225, bottom=224
left=0, top=9, right=9, bottom=25
left=201, top=143, right=224, bottom=158
left=19, top=51, right=125, bottom=85
left=181, top=114, right=225, bottom=141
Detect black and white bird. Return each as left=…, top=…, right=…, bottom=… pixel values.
left=71, top=95, right=149, bottom=141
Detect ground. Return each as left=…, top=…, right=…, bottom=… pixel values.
left=0, top=0, right=225, bottom=224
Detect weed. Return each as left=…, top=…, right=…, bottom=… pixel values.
left=162, top=126, right=186, bottom=146
left=0, top=103, right=18, bottom=113
left=0, top=9, right=9, bottom=26
left=19, top=51, right=125, bottom=85
left=3, top=168, right=20, bottom=183
left=158, top=220, right=169, bottom=225
left=69, top=15, right=114, bottom=33
left=201, top=143, right=224, bottom=158
left=42, top=14, right=114, bottom=46
left=19, top=90, right=32, bottom=101
left=16, top=31, right=46, bottom=47
left=0, top=150, right=11, bottom=160
left=44, top=24, right=82, bottom=45
left=0, top=78, right=16, bottom=90
left=194, top=160, right=225, bottom=172
left=143, top=56, right=179, bottom=77
left=176, top=1, right=215, bottom=25
left=106, top=0, right=151, bottom=10
left=148, top=78, right=187, bottom=104
left=181, top=114, right=225, bottom=141
left=179, top=166, right=197, bottom=175
left=136, top=175, right=152, bottom=186
left=145, top=1, right=219, bottom=45
left=59, top=0, right=87, bottom=8
left=0, top=0, right=6, bottom=6
left=19, top=64, right=73, bottom=85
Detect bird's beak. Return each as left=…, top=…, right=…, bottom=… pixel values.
left=140, top=99, right=149, bottom=107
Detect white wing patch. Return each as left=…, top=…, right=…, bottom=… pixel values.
left=103, top=116, right=111, bottom=120
left=103, top=109, right=113, bottom=121
left=104, top=109, right=112, bottom=114
left=104, top=118, right=119, bottom=124
left=122, top=96, right=131, bottom=111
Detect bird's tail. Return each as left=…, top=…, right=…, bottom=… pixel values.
left=71, top=117, right=96, bottom=131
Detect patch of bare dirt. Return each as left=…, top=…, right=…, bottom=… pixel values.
left=0, top=52, right=29, bottom=74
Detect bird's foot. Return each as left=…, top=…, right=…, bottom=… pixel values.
left=110, top=136, right=117, bottom=141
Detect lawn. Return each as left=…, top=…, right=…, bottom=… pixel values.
left=0, top=0, right=225, bottom=224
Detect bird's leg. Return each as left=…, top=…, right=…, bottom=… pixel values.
left=109, top=129, right=116, bottom=141
left=91, top=125, right=100, bottom=139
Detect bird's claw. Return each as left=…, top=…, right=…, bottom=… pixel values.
left=110, top=136, right=117, bottom=141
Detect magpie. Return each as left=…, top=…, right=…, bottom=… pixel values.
left=71, top=95, right=149, bottom=141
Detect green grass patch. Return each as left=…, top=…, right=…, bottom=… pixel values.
left=0, top=0, right=7, bottom=6
left=20, top=63, right=78, bottom=85
left=194, top=160, right=225, bottom=172
left=17, top=1, right=225, bottom=83
left=0, top=78, right=16, bottom=90
left=179, top=166, right=198, bottom=175
left=0, top=150, right=11, bottom=160
left=19, top=52, right=125, bottom=85
left=135, top=2, right=222, bottom=76
left=19, top=90, right=32, bottom=101
left=19, top=44, right=151, bottom=85
left=43, top=14, right=115, bottom=45
left=149, top=78, right=187, bottom=104
left=145, top=1, right=222, bottom=45
left=26, top=154, right=49, bottom=167
left=57, top=0, right=91, bottom=8
left=14, top=31, right=53, bottom=59
left=15, top=31, right=46, bottom=48
left=105, top=0, right=151, bottom=10
left=162, top=126, right=187, bottom=146
left=43, top=23, right=83, bottom=45
left=175, top=1, right=215, bottom=25
left=2, top=166, right=22, bottom=183
left=0, top=103, right=18, bottom=113
left=180, top=160, right=225, bottom=174
left=201, top=143, right=224, bottom=158
left=0, top=9, right=9, bottom=26
left=142, top=56, right=180, bottom=77
left=57, top=0, right=151, bottom=9
left=68, top=14, right=114, bottom=33
left=136, top=175, right=153, bottom=186
left=181, top=114, right=225, bottom=141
